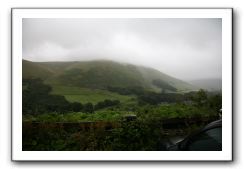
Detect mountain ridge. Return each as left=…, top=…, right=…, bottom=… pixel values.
left=22, top=59, right=196, bottom=92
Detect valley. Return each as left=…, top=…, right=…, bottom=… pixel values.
left=22, top=59, right=222, bottom=151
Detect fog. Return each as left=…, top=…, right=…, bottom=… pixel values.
left=23, top=18, right=222, bottom=81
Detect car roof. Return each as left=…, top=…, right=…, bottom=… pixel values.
left=175, top=119, right=222, bottom=150
left=202, top=119, right=222, bottom=131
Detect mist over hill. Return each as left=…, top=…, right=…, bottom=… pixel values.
left=23, top=59, right=196, bottom=92
left=188, top=78, right=222, bottom=91
left=23, top=18, right=222, bottom=81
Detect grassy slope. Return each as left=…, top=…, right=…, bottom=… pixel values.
left=23, top=59, right=195, bottom=91
left=136, top=66, right=197, bottom=92
left=51, top=85, right=134, bottom=104
left=49, top=61, right=147, bottom=89
left=23, top=60, right=196, bottom=104
left=23, top=60, right=137, bottom=104
left=22, top=60, right=53, bottom=79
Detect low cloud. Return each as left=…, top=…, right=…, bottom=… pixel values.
left=23, top=18, right=222, bottom=81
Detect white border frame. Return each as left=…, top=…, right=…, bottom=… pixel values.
left=12, top=8, right=232, bottom=161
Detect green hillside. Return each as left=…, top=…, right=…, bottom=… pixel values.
left=22, top=60, right=54, bottom=80
left=136, top=66, right=195, bottom=92
left=23, top=59, right=195, bottom=92
left=51, top=85, right=135, bottom=104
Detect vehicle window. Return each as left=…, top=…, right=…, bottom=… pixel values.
left=187, top=127, right=222, bottom=151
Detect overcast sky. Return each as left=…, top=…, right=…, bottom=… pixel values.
left=23, top=18, right=222, bottom=81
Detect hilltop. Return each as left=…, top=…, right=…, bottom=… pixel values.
left=23, top=59, right=195, bottom=93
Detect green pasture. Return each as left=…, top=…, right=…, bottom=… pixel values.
left=51, top=85, right=134, bottom=104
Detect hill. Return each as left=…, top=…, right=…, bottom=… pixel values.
left=188, top=78, right=222, bottom=91
left=22, top=59, right=195, bottom=93
left=22, top=60, right=54, bottom=80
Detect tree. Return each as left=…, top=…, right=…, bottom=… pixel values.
left=44, top=95, right=70, bottom=112
left=208, top=94, right=222, bottom=113
left=70, top=102, right=83, bottom=112
left=94, top=99, right=120, bottom=110
left=192, top=89, right=208, bottom=107
left=23, top=78, right=71, bottom=114
left=83, top=102, right=94, bottom=113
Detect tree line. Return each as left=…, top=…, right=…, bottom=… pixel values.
left=107, top=84, right=221, bottom=112
left=23, top=78, right=120, bottom=115
left=23, top=78, right=221, bottom=115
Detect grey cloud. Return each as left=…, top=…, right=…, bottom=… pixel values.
left=23, top=18, right=222, bottom=81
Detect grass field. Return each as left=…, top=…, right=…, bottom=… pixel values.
left=51, top=85, right=135, bottom=104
